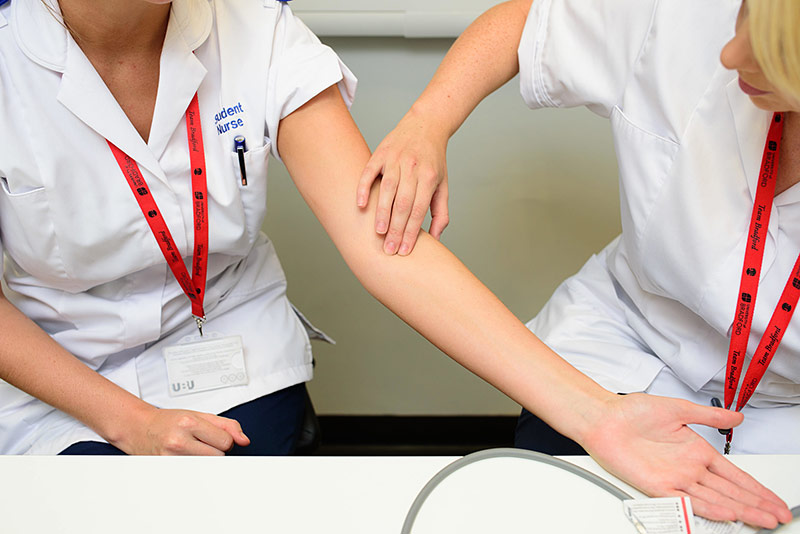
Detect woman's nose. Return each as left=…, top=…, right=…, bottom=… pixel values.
left=720, top=25, right=759, bottom=72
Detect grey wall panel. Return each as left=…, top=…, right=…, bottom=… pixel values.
left=263, top=37, right=621, bottom=415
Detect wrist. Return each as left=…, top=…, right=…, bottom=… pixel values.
left=100, top=398, right=156, bottom=451
left=405, top=100, right=459, bottom=142
left=559, top=388, right=619, bottom=449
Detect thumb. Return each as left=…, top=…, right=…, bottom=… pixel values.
left=201, top=414, right=250, bottom=446
left=357, top=157, right=383, bottom=208
left=428, top=182, right=450, bottom=239
left=680, top=401, right=744, bottom=430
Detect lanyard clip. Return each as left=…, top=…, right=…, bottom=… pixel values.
left=711, top=397, right=733, bottom=454
left=193, top=315, right=207, bottom=336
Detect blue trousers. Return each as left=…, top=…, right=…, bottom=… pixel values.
left=514, top=408, right=586, bottom=456
left=60, top=383, right=307, bottom=456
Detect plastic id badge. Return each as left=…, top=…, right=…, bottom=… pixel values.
left=163, top=333, right=248, bottom=397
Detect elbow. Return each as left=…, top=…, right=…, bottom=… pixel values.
left=334, top=222, right=430, bottom=303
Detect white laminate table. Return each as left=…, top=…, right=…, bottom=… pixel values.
left=0, top=454, right=796, bottom=533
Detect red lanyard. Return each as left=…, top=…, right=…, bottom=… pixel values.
left=723, top=112, right=800, bottom=448
left=107, top=93, right=209, bottom=335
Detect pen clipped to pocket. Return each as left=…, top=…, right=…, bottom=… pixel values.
left=234, top=135, right=247, bottom=186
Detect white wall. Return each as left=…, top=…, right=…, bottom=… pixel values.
left=291, top=0, right=506, bottom=37
left=263, top=37, right=621, bottom=415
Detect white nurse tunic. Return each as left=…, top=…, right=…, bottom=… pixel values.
left=0, top=0, right=355, bottom=454
left=519, top=0, right=800, bottom=453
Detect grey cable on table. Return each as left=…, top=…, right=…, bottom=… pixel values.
left=402, top=448, right=800, bottom=534
left=400, top=447, right=633, bottom=534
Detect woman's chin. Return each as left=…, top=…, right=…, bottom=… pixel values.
left=748, top=94, right=800, bottom=113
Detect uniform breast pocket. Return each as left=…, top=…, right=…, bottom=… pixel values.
left=229, top=139, right=271, bottom=243
left=0, top=175, right=64, bottom=280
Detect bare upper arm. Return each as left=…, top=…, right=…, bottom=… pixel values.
left=276, top=85, right=384, bottom=257
left=510, top=0, right=533, bottom=17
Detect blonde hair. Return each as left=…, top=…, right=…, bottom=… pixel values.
left=749, top=0, right=800, bottom=105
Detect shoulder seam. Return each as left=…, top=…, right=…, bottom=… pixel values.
left=614, top=0, right=659, bottom=111
left=532, top=0, right=557, bottom=108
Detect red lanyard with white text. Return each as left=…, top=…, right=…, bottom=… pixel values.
left=722, top=112, right=800, bottom=453
left=107, top=93, right=209, bottom=335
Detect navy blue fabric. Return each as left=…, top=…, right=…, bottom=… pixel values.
left=514, top=408, right=586, bottom=455
left=221, top=382, right=306, bottom=455
left=59, top=383, right=307, bottom=456
left=0, top=1, right=9, bottom=7
left=60, top=441, right=125, bottom=455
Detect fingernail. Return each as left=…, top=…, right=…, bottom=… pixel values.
left=376, top=221, right=388, bottom=234
left=240, top=431, right=248, bottom=440
left=357, top=195, right=366, bottom=207
left=384, top=241, right=396, bottom=254
left=399, top=243, right=410, bottom=255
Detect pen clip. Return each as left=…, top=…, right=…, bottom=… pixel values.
left=234, top=135, right=247, bottom=186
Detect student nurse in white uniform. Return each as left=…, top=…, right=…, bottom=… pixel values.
left=361, top=0, right=800, bottom=514
left=0, top=0, right=790, bottom=528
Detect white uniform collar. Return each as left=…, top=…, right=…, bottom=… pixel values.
left=725, top=77, right=774, bottom=203
left=15, top=0, right=212, bottom=184
left=11, top=0, right=212, bottom=73
left=725, top=74, right=800, bottom=204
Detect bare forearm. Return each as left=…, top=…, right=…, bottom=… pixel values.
left=0, top=292, right=152, bottom=446
left=352, top=230, right=610, bottom=443
left=281, top=86, right=612, bottom=445
left=409, top=0, right=533, bottom=140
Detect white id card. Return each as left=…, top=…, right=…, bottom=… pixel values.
left=623, top=497, right=694, bottom=534
left=623, top=497, right=744, bottom=534
left=163, top=333, right=248, bottom=397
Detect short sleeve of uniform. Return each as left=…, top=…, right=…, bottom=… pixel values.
left=518, top=0, right=657, bottom=117
left=266, top=6, right=357, bottom=161
left=0, top=5, right=6, bottom=278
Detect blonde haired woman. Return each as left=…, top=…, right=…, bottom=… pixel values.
left=748, top=0, right=800, bottom=111
left=361, top=0, right=800, bottom=527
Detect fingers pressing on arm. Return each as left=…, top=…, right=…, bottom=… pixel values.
left=428, top=176, right=450, bottom=240
left=356, top=0, right=535, bottom=253
left=382, top=159, right=447, bottom=256
left=357, top=112, right=450, bottom=256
